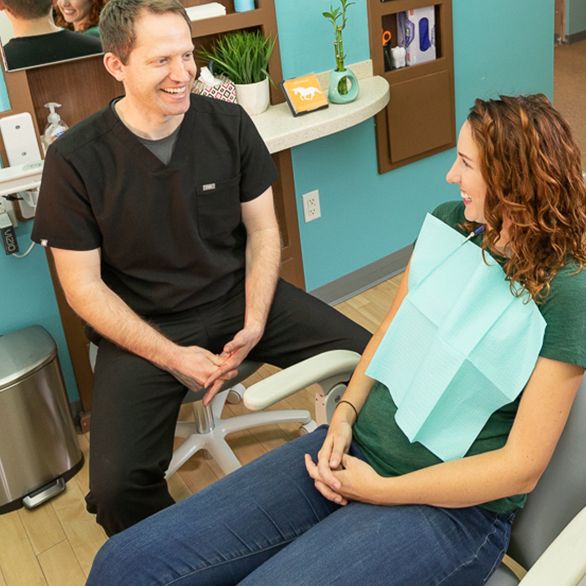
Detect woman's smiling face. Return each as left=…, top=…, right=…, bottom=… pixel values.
left=445, top=121, right=488, bottom=225
left=56, top=0, right=92, bottom=29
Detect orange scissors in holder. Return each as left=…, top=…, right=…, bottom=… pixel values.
left=382, top=30, right=393, bottom=70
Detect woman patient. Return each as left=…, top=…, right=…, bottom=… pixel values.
left=87, top=95, right=586, bottom=585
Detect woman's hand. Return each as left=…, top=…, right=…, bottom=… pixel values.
left=318, top=419, right=353, bottom=478
left=305, top=406, right=384, bottom=506
left=306, top=421, right=351, bottom=500
left=304, top=452, right=384, bottom=506
left=305, top=450, right=348, bottom=506
left=312, top=400, right=357, bottom=488
left=330, top=454, right=384, bottom=504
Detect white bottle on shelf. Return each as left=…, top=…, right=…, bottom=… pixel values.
left=42, top=102, right=69, bottom=154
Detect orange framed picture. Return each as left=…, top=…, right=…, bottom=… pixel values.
left=281, top=74, right=329, bottom=117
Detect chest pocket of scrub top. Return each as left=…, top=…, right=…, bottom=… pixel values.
left=196, top=174, right=242, bottom=243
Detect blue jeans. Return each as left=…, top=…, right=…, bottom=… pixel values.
left=87, top=427, right=513, bottom=585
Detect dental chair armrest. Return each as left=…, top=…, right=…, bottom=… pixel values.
left=519, top=507, right=586, bottom=585
left=244, top=350, right=360, bottom=411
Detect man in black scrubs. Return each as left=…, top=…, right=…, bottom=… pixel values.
left=32, top=0, right=370, bottom=536
left=0, top=0, right=101, bottom=70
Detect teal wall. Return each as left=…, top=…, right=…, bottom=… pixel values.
left=0, top=221, right=78, bottom=401
left=0, top=1, right=554, bottom=403
left=0, top=71, right=79, bottom=402
left=0, top=73, right=9, bottom=111
left=566, top=0, right=586, bottom=35
left=275, top=0, right=555, bottom=290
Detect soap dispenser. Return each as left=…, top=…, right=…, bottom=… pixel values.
left=42, top=102, right=69, bottom=154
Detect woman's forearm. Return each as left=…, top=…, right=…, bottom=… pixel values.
left=373, top=447, right=533, bottom=508
left=339, top=264, right=411, bottom=417
left=367, top=359, right=584, bottom=509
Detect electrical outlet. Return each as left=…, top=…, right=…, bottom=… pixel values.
left=302, top=190, right=321, bottom=222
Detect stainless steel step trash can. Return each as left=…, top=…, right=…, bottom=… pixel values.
left=0, top=325, right=83, bottom=513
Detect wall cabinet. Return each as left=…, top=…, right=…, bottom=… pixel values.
left=367, top=0, right=456, bottom=173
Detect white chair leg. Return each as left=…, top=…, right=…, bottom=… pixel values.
left=217, top=409, right=313, bottom=435
left=204, top=436, right=242, bottom=475
left=166, top=435, right=208, bottom=478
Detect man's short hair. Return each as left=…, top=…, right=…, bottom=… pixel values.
left=99, top=0, right=191, bottom=64
left=2, top=0, right=52, bottom=19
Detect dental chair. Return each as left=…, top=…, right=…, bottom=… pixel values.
left=485, top=374, right=586, bottom=585
left=244, top=352, right=586, bottom=586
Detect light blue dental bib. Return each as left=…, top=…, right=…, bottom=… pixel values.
left=366, top=214, right=546, bottom=461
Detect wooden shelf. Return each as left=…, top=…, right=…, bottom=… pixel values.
left=190, top=2, right=284, bottom=104
left=190, top=9, right=264, bottom=36
left=381, top=56, right=451, bottom=82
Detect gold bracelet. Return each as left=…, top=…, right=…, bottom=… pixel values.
left=336, top=399, right=358, bottom=420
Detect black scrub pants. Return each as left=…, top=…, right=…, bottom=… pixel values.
left=85, top=279, right=371, bottom=536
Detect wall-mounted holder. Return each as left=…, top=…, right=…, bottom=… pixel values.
left=0, top=161, right=44, bottom=222
left=0, top=113, right=41, bottom=167
left=17, top=189, right=39, bottom=220
left=367, top=0, right=456, bottom=173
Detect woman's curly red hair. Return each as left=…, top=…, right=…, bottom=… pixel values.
left=466, top=94, right=586, bottom=302
left=54, top=0, right=106, bottom=32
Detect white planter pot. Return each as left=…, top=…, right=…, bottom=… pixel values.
left=235, top=78, right=270, bottom=116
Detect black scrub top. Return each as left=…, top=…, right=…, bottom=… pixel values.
left=32, top=94, right=277, bottom=316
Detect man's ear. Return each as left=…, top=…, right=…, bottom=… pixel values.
left=103, top=52, right=125, bottom=82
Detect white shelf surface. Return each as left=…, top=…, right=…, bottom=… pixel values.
left=251, top=64, right=389, bottom=154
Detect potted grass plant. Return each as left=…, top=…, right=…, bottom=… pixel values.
left=198, top=30, right=275, bottom=115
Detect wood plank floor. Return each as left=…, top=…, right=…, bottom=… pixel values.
left=554, top=38, right=586, bottom=158
left=0, top=275, right=402, bottom=586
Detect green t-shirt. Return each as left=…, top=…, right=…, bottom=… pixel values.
left=83, top=26, right=101, bottom=39
left=353, top=200, right=586, bottom=514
